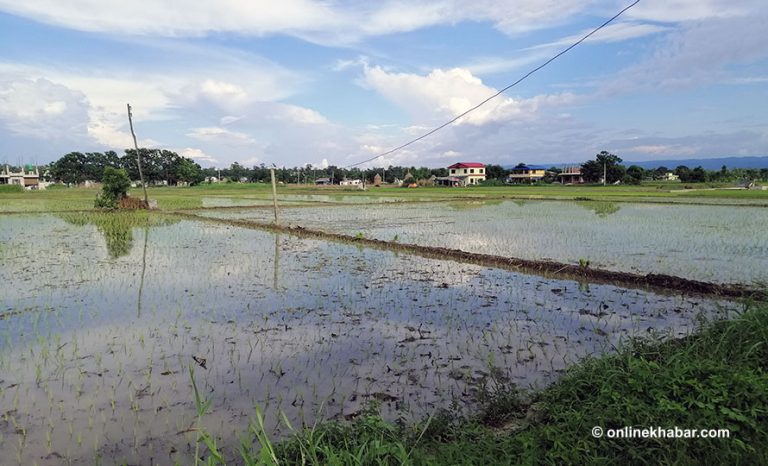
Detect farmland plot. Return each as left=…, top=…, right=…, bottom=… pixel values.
left=197, top=199, right=768, bottom=285
left=0, top=212, right=739, bottom=464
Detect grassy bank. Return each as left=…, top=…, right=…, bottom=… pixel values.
left=206, top=301, right=767, bottom=465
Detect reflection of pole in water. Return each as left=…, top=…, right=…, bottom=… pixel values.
left=273, top=233, right=280, bottom=291
left=138, top=226, right=149, bottom=318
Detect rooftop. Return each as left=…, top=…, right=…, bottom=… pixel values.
left=510, top=164, right=548, bottom=171
left=448, top=162, right=485, bottom=168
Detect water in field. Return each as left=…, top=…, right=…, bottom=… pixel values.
left=0, top=212, right=739, bottom=465
left=198, top=194, right=439, bottom=208
left=198, top=199, right=768, bottom=285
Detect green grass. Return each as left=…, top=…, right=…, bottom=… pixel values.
left=1, top=182, right=766, bottom=213
left=0, top=184, right=24, bottom=193
left=199, top=301, right=767, bottom=465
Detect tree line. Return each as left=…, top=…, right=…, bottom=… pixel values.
left=46, top=149, right=204, bottom=185
left=202, top=163, right=510, bottom=185
left=37, top=149, right=768, bottom=186
left=577, top=151, right=768, bottom=184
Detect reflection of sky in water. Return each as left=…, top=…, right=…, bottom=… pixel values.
left=199, top=200, right=768, bottom=285
left=199, top=194, right=429, bottom=208
left=0, top=214, right=740, bottom=465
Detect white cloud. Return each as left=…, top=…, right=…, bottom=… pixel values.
left=180, top=147, right=218, bottom=164
left=0, top=0, right=611, bottom=44
left=268, top=104, right=329, bottom=125
left=186, top=127, right=256, bottom=145
left=0, top=78, right=91, bottom=141
left=0, top=0, right=345, bottom=39
left=239, top=156, right=261, bottom=166
left=362, top=65, right=575, bottom=126
left=604, top=15, right=768, bottom=95
left=624, top=144, right=698, bottom=157
left=220, top=115, right=243, bottom=125
left=462, top=52, right=550, bottom=76
left=611, top=131, right=768, bottom=161
left=524, top=22, right=671, bottom=51
left=626, top=0, right=760, bottom=23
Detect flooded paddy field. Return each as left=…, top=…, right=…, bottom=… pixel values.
left=0, top=212, right=741, bottom=465
left=197, top=199, right=768, bottom=286
left=197, top=194, right=444, bottom=208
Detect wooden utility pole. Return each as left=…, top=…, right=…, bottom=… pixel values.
left=270, top=166, right=279, bottom=224
left=127, top=103, right=149, bottom=206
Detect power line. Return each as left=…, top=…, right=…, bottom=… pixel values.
left=345, top=0, right=641, bottom=169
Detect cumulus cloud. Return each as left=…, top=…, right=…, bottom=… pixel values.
left=362, top=65, right=575, bottom=125
left=0, top=78, right=91, bottom=141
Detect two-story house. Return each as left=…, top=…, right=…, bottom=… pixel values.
left=446, top=162, right=486, bottom=186
left=506, top=164, right=547, bottom=184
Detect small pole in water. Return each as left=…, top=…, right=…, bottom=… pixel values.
left=270, top=165, right=279, bottom=224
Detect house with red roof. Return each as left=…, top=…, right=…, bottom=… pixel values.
left=443, top=162, right=486, bottom=186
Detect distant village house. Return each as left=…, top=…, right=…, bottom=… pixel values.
left=506, top=164, right=547, bottom=184
left=661, top=172, right=679, bottom=181
left=436, top=162, right=486, bottom=186
left=339, top=179, right=362, bottom=186
left=557, top=166, right=584, bottom=184
left=1, top=165, right=41, bottom=189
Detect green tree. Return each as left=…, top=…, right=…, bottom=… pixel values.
left=485, top=164, right=507, bottom=180
left=674, top=165, right=691, bottom=181
left=95, top=167, right=131, bottom=208
left=581, top=151, right=625, bottom=184
left=653, top=166, right=669, bottom=180
left=175, top=158, right=204, bottom=185
left=51, top=152, right=88, bottom=184
left=625, top=165, right=645, bottom=184
left=677, top=166, right=707, bottom=183
left=228, top=162, right=249, bottom=182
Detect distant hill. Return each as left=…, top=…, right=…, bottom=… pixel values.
left=622, top=156, right=768, bottom=170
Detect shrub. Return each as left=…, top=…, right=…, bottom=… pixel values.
left=95, top=167, right=131, bottom=209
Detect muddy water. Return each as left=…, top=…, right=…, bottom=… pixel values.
left=0, top=214, right=738, bottom=464
left=198, top=199, right=768, bottom=285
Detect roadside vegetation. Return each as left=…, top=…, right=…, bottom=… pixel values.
left=195, top=300, right=767, bottom=465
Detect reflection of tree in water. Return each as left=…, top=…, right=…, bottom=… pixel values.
left=58, top=211, right=178, bottom=258
left=576, top=201, right=621, bottom=218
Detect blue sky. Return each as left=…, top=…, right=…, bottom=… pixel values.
left=0, top=0, right=766, bottom=169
